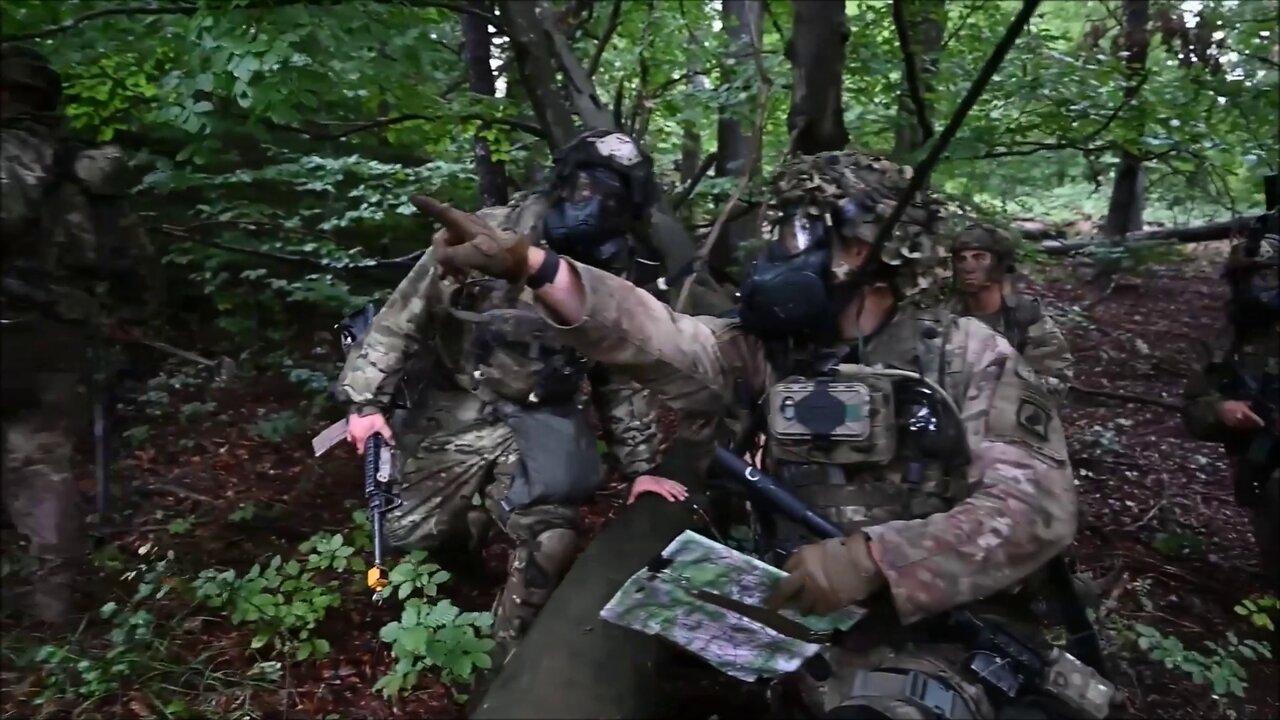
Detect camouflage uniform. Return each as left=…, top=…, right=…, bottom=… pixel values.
left=1, top=45, right=156, bottom=625
left=511, top=153, right=1082, bottom=718
left=950, top=223, right=1073, bottom=405
left=338, top=190, right=702, bottom=658
left=1183, top=224, right=1279, bottom=587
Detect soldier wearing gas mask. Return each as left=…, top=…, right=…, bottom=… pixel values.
left=950, top=223, right=1072, bottom=405
left=336, top=130, right=725, bottom=669
left=1183, top=173, right=1280, bottom=588
left=412, top=151, right=1112, bottom=719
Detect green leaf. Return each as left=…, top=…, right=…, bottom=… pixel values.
left=251, top=632, right=271, bottom=650
left=313, top=638, right=331, bottom=656
left=99, top=601, right=119, bottom=619
left=192, top=100, right=214, bottom=113
left=397, top=626, right=429, bottom=655
left=296, top=641, right=314, bottom=661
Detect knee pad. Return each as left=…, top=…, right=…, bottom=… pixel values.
left=524, top=527, right=577, bottom=590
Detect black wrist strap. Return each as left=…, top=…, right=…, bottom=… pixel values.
left=526, top=250, right=561, bottom=290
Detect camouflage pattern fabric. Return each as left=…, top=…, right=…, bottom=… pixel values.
left=517, top=150, right=1079, bottom=717
left=2, top=114, right=155, bottom=625
left=956, top=293, right=1073, bottom=406
left=601, top=530, right=865, bottom=681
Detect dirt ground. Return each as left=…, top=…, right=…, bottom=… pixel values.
left=2, top=246, right=1276, bottom=718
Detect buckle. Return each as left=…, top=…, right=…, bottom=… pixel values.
left=904, top=670, right=962, bottom=718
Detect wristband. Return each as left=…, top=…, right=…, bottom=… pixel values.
left=526, top=250, right=562, bottom=290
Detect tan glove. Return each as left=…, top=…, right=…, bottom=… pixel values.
left=765, top=532, right=886, bottom=617
left=409, top=194, right=531, bottom=284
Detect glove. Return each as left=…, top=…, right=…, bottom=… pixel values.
left=765, top=532, right=885, bottom=616
left=409, top=194, right=531, bottom=284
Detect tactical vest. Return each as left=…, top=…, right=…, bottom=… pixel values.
left=436, top=278, right=588, bottom=408
left=758, top=306, right=969, bottom=555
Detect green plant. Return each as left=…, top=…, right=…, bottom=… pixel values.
left=1127, top=623, right=1271, bottom=701
left=372, top=550, right=495, bottom=699
left=193, top=549, right=342, bottom=661
left=1234, top=595, right=1278, bottom=631
left=248, top=409, right=306, bottom=443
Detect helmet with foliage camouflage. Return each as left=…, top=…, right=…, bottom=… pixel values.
left=0, top=44, right=62, bottom=115
left=952, top=222, right=1018, bottom=272
left=550, top=129, right=657, bottom=221
left=768, top=150, right=951, bottom=301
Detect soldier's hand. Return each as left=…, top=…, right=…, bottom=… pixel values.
left=347, top=411, right=394, bottom=454
left=765, top=533, right=885, bottom=617
left=409, top=194, right=531, bottom=284
left=1218, top=400, right=1265, bottom=430
left=627, top=475, right=689, bottom=505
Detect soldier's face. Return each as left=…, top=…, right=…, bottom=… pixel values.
left=955, top=249, right=996, bottom=292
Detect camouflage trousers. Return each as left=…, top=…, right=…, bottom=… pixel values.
left=384, top=391, right=600, bottom=664
left=1, top=370, right=87, bottom=626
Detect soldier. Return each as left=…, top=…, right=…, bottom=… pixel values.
left=337, top=130, right=726, bottom=667
left=1, top=44, right=155, bottom=626
left=1183, top=177, right=1279, bottom=587
left=951, top=223, right=1073, bottom=405
left=412, top=150, right=1102, bottom=719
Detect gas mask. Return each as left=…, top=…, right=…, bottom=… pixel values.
left=543, top=166, right=635, bottom=274
left=738, top=198, right=878, bottom=342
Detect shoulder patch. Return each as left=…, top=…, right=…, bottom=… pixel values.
left=1016, top=396, right=1052, bottom=441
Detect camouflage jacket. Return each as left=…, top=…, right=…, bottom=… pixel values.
left=339, top=192, right=689, bottom=479
left=1184, top=321, right=1280, bottom=450
left=952, top=293, right=1073, bottom=405
left=0, top=120, right=157, bottom=327
left=530, top=259, right=1078, bottom=625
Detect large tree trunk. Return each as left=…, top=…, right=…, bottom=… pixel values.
left=713, top=0, right=764, bottom=275
left=786, top=0, right=850, bottom=154
left=1103, top=0, right=1151, bottom=237
left=499, top=0, right=579, bottom=150
left=890, top=0, right=947, bottom=162
left=462, top=0, right=509, bottom=208
left=472, top=441, right=706, bottom=719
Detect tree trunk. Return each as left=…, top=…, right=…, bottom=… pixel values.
left=472, top=441, right=707, bottom=719
left=786, top=0, right=850, bottom=154
left=462, top=0, right=509, bottom=208
left=499, top=0, right=579, bottom=150
left=1103, top=0, right=1151, bottom=237
left=714, top=0, right=764, bottom=275
left=891, top=0, right=947, bottom=162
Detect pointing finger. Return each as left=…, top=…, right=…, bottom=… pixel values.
left=410, top=195, right=485, bottom=244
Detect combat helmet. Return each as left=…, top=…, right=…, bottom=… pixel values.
left=550, top=130, right=657, bottom=220
left=769, top=150, right=950, bottom=301
left=952, top=222, right=1019, bottom=275
left=0, top=44, right=61, bottom=113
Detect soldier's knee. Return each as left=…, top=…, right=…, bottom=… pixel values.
left=522, top=527, right=578, bottom=589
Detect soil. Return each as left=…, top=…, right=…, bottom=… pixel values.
left=2, top=247, right=1276, bottom=718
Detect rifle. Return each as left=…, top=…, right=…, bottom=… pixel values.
left=363, top=433, right=400, bottom=603
left=709, top=447, right=1116, bottom=720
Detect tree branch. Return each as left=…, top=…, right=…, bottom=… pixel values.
left=1069, top=384, right=1180, bottom=410
left=586, top=0, right=624, bottom=78
left=265, top=113, right=545, bottom=141
left=672, top=152, right=718, bottom=211
left=892, top=0, right=935, bottom=143
left=1, top=4, right=198, bottom=42
left=155, top=223, right=422, bottom=275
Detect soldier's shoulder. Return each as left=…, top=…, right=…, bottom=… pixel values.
left=1, top=124, right=57, bottom=166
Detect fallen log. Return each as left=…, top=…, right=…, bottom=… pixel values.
left=471, top=440, right=708, bottom=720
left=1038, top=216, right=1257, bottom=256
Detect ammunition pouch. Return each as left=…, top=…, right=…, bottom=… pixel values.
left=456, top=301, right=588, bottom=408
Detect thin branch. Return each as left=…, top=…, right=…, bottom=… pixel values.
left=763, top=0, right=787, bottom=39
left=892, top=0, right=935, bottom=144
left=672, top=152, right=718, bottom=211
left=154, top=224, right=420, bottom=274
left=1, top=4, right=198, bottom=43
left=266, top=112, right=545, bottom=141
left=941, top=0, right=988, bottom=50
left=587, top=0, right=624, bottom=78
left=1069, top=384, right=1181, bottom=410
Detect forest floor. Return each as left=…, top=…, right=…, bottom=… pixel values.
left=1, top=245, right=1276, bottom=719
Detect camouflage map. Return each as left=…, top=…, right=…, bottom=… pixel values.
left=600, top=530, right=865, bottom=682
